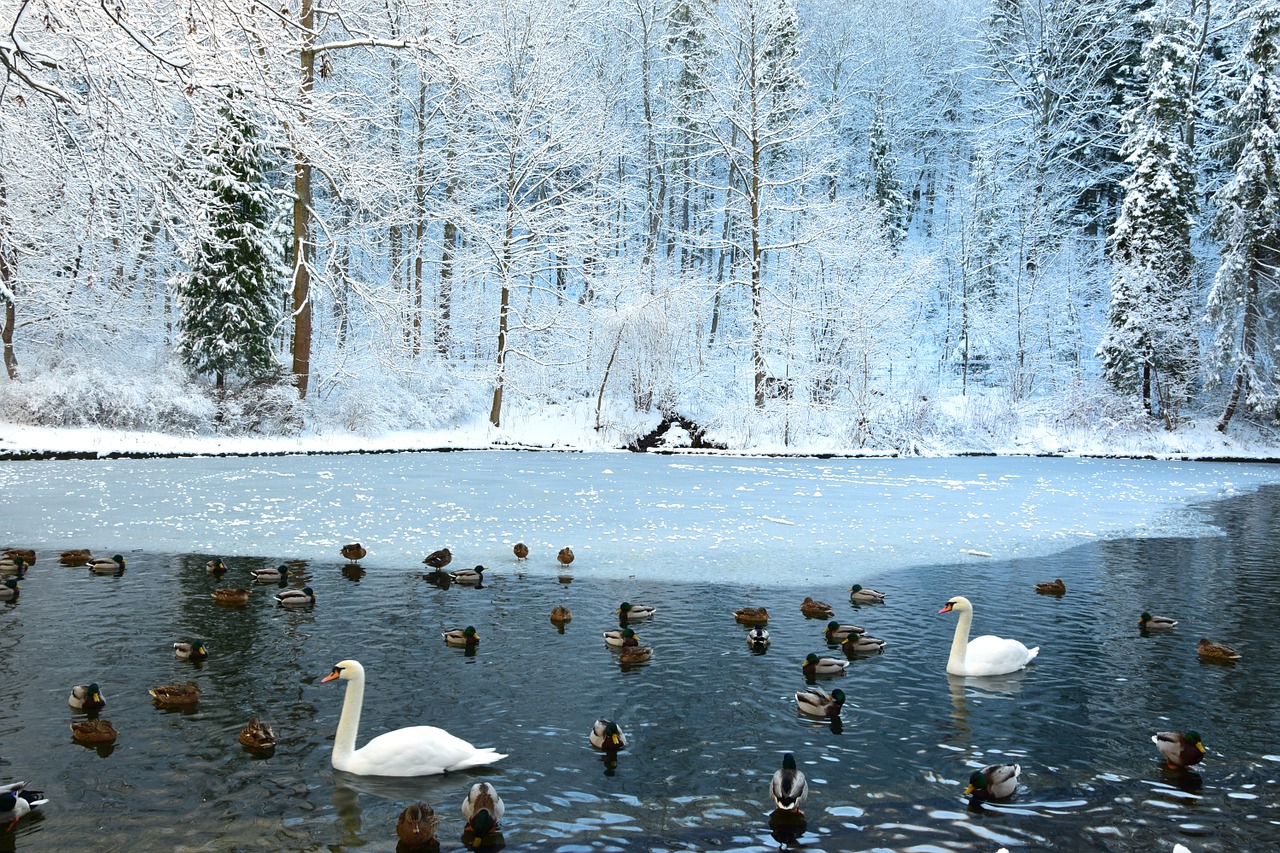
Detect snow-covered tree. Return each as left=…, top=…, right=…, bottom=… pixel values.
left=868, top=101, right=907, bottom=245
left=176, top=94, right=283, bottom=391
left=1098, top=5, right=1200, bottom=426
left=1206, top=4, right=1280, bottom=431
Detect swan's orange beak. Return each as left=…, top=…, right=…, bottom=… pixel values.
left=321, top=666, right=341, bottom=683
left=939, top=602, right=954, bottom=614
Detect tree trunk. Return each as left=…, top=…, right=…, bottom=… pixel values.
left=1218, top=248, right=1265, bottom=432
left=0, top=179, right=15, bottom=380
left=290, top=0, right=317, bottom=398
left=489, top=207, right=516, bottom=428
left=2, top=298, right=16, bottom=381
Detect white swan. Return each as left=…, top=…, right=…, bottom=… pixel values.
left=321, top=659, right=507, bottom=776
left=939, top=596, right=1039, bottom=676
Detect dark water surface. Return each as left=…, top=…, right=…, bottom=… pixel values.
left=3, top=486, right=1280, bottom=852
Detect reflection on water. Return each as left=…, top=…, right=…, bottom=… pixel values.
left=2, top=485, right=1280, bottom=852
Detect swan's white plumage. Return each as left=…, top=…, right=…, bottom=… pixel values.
left=322, top=659, right=507, bottom=777
left=941, top=596, right=1038, bottom=676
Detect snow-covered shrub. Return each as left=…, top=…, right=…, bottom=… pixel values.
left=321, top=363, right=486, bottom=437
left=214, top=370, right=305, bottom=436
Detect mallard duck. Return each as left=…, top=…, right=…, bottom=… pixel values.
left=0, top=781, right=48, bottom=830
left=513, top=542, right=529, bottom=561
left=68, top=682, right=105, bottom=711
left=70, top=718, right=118, bottom=745
left=733, top=606, right=770, bottom=625
left=770, top=752, right=808, bottom=811
left=173, top=641, right=209, bottom=661
left=239, top=716, right=277, bottom=751
left=800, top=597, right=834, bottom=618
left=422, top=547, right=453, bottom=569
left=205, top=558, right=226, bottom=575
left=617, top=601, right=656, bottom=621
left=59, top=548, right=92, bottom=566
left=275, top=586, right=315, bottom=608
left=550, top=605, right=572, bottom=625
left=1197, top=637, right=1241, bottom=662
left=397, top=802, right=439, bottom=848
left=340, top=542, right=367, bottom=562
left=3, top=549, right=35, bottom=565
left=590, top=719, right=626, bottom=751
left=450, top=565, right=486, bottom=585
left=795, top=686, right=846, bottom=718
left=802, top=653, right=849, bottom=678
left=461, top=781, right=505, bottom=833
left=0, top=578, right=18, bottom=601
left=149, top=682, right=201, bottom=706
left=1139, top=612, right=1178, bottom=631
left=966, top=764, right=1020, bottom=802
left=211, top=587, right=250, bottom=605
left=443, top=626, right=479, bottom=647
left=841, top=633, right=886, bottom=655
left=747, top=625, right=771, bottom=649
left=558, top=547, right=575, bottom=566
left=250, top=565, right=288, bottom=584
left=824, top=621, right=864, bottom=642
left=619, top=644, right=653, bottom=664
left=1035, top=578, right=1067, bottom=595
left=603, top=628, right=638, bottom=648
left=1153, top=730, right=1206, bottom=768
left=849, top=584, right=886, bottom=604
left=0, top=556, right=28, bottom=576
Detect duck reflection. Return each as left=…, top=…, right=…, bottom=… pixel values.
left=767, top=808, right=808, bottom=847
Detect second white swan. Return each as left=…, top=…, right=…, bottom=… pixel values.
left=321, top=659, right=507, bottom=776
left=939, top=596, right=1039, bottom=676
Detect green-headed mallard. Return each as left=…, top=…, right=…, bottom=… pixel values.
left=557, top=547, right=575, bottom=566
left=149, top=682, right=200, bottom=706
left=590, top=718, right=626, bottom=751
left=251, top=565, right=288, bottom=584
left=800, top=597, right=834, bottom=619
left=0, top=556, right=28, bottom=577
left=340, top=542, right=367, bottom=562
left=205, top=558, right=226, bottom=575
left=0, top=578, right=19, bottom=601
left=619, top=644, right=653, bottom=664
left=603, top=627, right=638, bottom=648
left=211, top=587, right=251, bottom=605
left=824, top=621, right=864, bottom=642
left=1035, top=578, right=1066, bottom=595
left=397, top=801, right=439, bottom=848
left=443, top=626, right=479, bottom=647
left=550, top=605, right=572, bottom=625
left=239, top=716, right=277, bottom=752
left=1139, top=612, right=1178, bottom=631
left=1153, top=730, right=1206, bottom=768
left=795, top=686, right=845, bottom=718
left=59, top=549, right=92, bottom=566
left=747, top=625, right=771, bottom=649
left=173, top=641, right=209, bottom=661
left=70, top=719, right=118, bottom=745
left=733, top=606, right=770, bottom=625
left=450, top=565, right=486, bottom=585
left=513, top=542, right=529, bottom=561
left=89, top=554, right=126, bottom=575
left=68, top=682, right=105, bottom=711
left=275, top=586, right=315, bottom=608
left=1197, top=637, right=1240, bottom=662
left=770, top=752, right=808, bottom=811
left=461, top=781, right=505, bottom=837
left=841, top=633, right=886, bottom=655
left=849, top=584, right=886, bottom=604
left=802, top=653, right=848, bottom=678
left=617, top=601, right=655, bottom=621
left=966, top=763, right=1020, bottom=802
left=0, top=781, right=48, bottom=830
left=422, top=547, right=452, bottom=569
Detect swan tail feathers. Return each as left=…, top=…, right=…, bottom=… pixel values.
left=447, top=750, right=509, bottom=771
left=1026, top=646, right=1040, bottom=663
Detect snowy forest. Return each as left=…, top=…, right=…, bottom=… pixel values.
left=1, top=0, right=1278, bottom=452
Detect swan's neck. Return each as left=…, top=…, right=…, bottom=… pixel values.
left=333, top=674, right=364, bottom=767
left=948, top=607, right=973, bottom=674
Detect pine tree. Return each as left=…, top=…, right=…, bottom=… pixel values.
left=176, top=93, right=283, bottom=392
left=1097, top=5, right=1199, bottom=426
left=1206, top=4, right=1280, bottom=431
left=868, top=102, right=907, bottom=245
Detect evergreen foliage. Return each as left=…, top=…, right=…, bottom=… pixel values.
left=176, top=93, right=283, bottom=391
left=869, top=103, right=907, bottom=245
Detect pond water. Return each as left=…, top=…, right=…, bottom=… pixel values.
left=1, top=454, right=1279, bottom=853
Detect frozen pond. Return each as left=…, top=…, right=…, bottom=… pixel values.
left=2, top=453, right=1279, bottom=853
